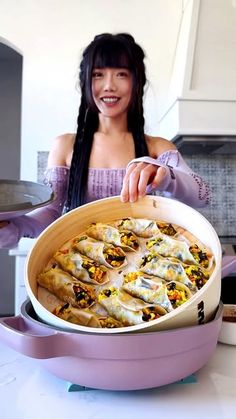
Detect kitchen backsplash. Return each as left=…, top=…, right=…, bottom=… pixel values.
left=37, top=151, right=236, bottom=238
left=183, top=154, right=236, bottom=238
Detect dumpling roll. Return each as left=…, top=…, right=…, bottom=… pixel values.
left=139, top=253, right=208, bottom=291
left=146, top=233, right=213, bottom=270
left=86, top=222, right=139, bottom=251
left=114, top=218, right=177, bottom=238
left=73, top=235, right=127, bottom=269
left=37, top=267, right=96, bottom=309
left=53, top=303, right=123, bottom=328
left=122, top=271, right=173, bottom=312
left=98, top=287, right=166, bottom=326
left=53, top=249, right=109, bottom=284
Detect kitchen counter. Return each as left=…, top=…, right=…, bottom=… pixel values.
left=0, top=341, right=235, bottom=419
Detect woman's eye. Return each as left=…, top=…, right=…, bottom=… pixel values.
left=92, top=71, right=103, bottom=78
left=117, top=71, right=128, bottom=78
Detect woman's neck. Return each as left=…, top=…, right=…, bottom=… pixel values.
left=97, top=113, right=129, bottom=135
left=89, top=114, right=135, bottom=169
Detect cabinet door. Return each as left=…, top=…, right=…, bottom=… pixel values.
left=0, top=44, right=22, bottom=315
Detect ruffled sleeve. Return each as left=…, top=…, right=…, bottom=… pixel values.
left=127, top=150, right=211, bottom=208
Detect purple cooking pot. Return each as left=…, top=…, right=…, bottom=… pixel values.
left=0, top=300, right=223, bottom=391
left=1, top=196, right=235, bottom=390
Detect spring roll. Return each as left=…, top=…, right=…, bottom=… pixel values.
left=122, top=271, right=173, bottom=312
left=86, top=222, right=139, bottom=251
left=53, top=303, right=123, bottom=328
left=139, top=252, right=209, bottom=291
left=98, top=287, right=166, bottom=326
left=73, top=235, right=127, bottom=269
left=146, top=233, right=214, bottom=270
left=53, top=249, right=109, bottom=284
left=114, top=217, right=177, bottom=238
left=37, top=267, right=96, bottom=309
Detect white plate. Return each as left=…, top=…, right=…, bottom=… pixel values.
left=0, top=179, right=55, bottom=220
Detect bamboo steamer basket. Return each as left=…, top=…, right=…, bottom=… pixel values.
left=25, top=196, right=222, bottom=334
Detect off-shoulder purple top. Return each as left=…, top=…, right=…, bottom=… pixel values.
left=0, top=151, right=211, bottom=249
left=86, top=168, right=126, bottom=202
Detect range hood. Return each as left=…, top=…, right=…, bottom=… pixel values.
left=173, top=135, right=236, bottom=155
left=158, top=0, right=236, bottom=154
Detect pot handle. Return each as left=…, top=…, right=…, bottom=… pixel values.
left=222, top=255, right=236, bottom=278
left=0, top=315, right=64, bottom=359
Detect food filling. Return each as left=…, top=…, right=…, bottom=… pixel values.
left=104, top=247, right=126, bottom=267
left=189, top=244, right=209, bottom=268
left=166, top=282, right=189, bottom=308
left=142, top=307, right=161, bottom=322
left=73, top=285, right=95, bottom=308
left=120, top=231, right=139, bottom=250
left=99, top=317, right=123, bottom=328
left=156, top=222, right=177, bottom=236
left=184, top=265, right=209, bottom=289
left=81, top=259, right=107, bottom=283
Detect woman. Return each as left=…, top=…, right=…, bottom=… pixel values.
left=0, top=33, right=210, bottom=249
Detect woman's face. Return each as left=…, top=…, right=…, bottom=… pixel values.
left=91, top=67, right=133, bottom=118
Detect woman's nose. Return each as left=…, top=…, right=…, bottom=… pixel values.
left=104, top=74, right=116, bottom=91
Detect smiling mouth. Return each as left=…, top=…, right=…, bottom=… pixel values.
left=101, top=97, right=120, bottom=103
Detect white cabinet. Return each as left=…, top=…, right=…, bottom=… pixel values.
left=9, top=238, right=36, bottom=314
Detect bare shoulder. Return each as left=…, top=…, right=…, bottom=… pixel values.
left=145, top=135, right=176, bottom=158
left=47, top=133, right=76, bottom=167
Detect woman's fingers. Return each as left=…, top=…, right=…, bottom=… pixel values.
left=120, top=163, right=142, bottom=202
left=151, top=166, right=167, bottom=189
left=136, top=164, right=157, bottom=197
left=120, top=163, right=166, bottom=203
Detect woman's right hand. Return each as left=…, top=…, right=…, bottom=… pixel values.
left=120, top=162, right=167, bottom=202
left=0, top=221, right=9, bottom=229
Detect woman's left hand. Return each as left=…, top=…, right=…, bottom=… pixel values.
left=120, top=162, right=167, bottom=202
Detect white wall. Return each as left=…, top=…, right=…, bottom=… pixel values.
left=0, top=0, right=183, bottom=180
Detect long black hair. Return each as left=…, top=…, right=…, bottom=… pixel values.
left=66, top=33, right=148, bottom=210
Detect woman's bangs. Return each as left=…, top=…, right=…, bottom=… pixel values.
left=93, top=42, right=132, bottom=69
